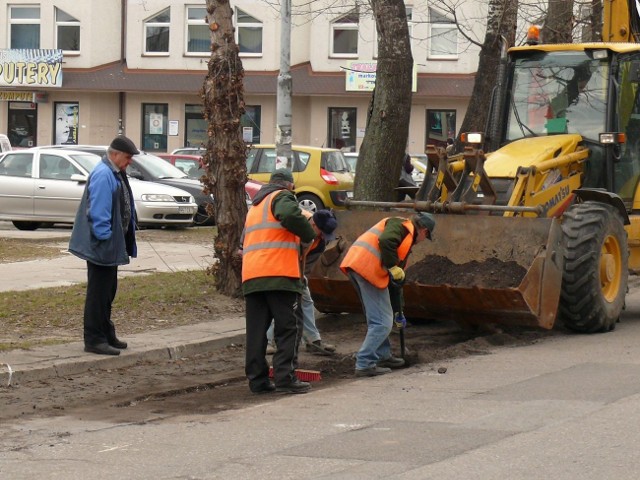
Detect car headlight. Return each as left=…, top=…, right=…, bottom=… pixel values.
left=141, top=194, right=175, bottom=202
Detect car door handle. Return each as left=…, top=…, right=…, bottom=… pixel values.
left=37, top=184, right=46, bottom=189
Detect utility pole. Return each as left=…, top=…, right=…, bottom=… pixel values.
left=275, top=0, right=293, bottom=169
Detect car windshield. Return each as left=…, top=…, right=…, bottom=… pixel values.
left=506, top=51, right=608, bottom=142
left=135, top=153, right=188, bottom=179
left=321, top=151, right=350, bottom=173
left=70, top=154, right=101, bottom=173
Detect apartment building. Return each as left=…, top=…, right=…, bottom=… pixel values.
left=0, top=0, right=481, bottom=154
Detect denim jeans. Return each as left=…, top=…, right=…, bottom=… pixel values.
left=267, top=277, right=321, bottom=345
left=348, top=270, right=393, bottom=370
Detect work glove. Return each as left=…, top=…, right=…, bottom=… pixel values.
left=388, top=266, right=405, bottom=283
left=394, top=312, right=407, bottom=329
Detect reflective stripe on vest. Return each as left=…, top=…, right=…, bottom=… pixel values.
left=340, top=217, right=414, bottom=288
left=242, top=191, right=301, bottom=282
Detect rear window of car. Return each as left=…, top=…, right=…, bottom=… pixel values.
left=321, top=151, right=349, bottom=173
left=0, top=152, right=33, bottom=177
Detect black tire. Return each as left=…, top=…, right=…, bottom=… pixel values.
left=559, top=202, right=628, bottom=333
left=297, top=193, right=324, bottom=213
left=12, top=221, right=41, bottom=231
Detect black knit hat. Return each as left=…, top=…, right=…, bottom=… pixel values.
left=109, top=135, right=140, bottom=155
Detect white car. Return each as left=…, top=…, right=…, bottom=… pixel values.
left=171, top=147, right=206, bottom=155
left=0, top=149, right=197, bottom=230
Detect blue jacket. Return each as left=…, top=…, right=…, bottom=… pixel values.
left=69, top=158, right=137, bottom=266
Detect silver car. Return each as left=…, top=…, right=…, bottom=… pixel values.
left=0, top=149, right=198, bottom=230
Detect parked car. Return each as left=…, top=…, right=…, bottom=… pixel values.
left=0, top=149, right=197, bottom=230
left=35, top=146, right=215, bottom=226
left=171, top=147, right=206, bottom=155
left=157, top=153, right=205, bottom=179
left=157, top=152, right=264, bottom=204
left=246, top=145, right=354, bottom=212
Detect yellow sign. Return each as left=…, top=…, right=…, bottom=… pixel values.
left=0, top=91, right=34, bottom=101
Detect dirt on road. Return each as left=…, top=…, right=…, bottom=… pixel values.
left=0, top=314, right=555, bottom=425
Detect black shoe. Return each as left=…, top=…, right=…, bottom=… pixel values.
left=276, top=379, right=311, bottom=394
left=250, top=382, right=276, bottom=395
left=377, top=356, right=405, bottom=369
left=84, top=343, right=120, bottom=356
left=355, top=366, right=391, bottom=377
left=109, top=338, right=128, bottom=349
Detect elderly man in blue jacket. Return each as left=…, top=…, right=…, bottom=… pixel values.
left=69, top=136, right=139, bottom=356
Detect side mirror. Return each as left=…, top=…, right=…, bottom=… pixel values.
left=70, top=173, right=87, bottom=183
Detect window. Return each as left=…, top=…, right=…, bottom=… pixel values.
left=186, top=6, right=209, bottom=54
left=8, top=102, right=37, bottom=148
left=142, top=104, right=168, bottom=151
left=374, top=7, right=412, bottom=58
left=327, top=107, right=357, bottom=152
left=184, top=104, right=207, bottom=148
left=0, top=153, right=33, bottom=177
left=330, top=12, right=358, bottom=58
left=39, top=154, right=80, bottom=180
left=145, top=8, right=170, bottom=54
left=55, top=8, right=80, bottom=53
left=426, top=109, right=456, bottom=149
left=241, top=105, right=261, bottom=143
left=9, top=6, right=40, bottom=49
left=54, top=102, right=79, bottom=145
left=429, top=8, right=457, bottom=58
left=235, top=8, right=262, bottom=56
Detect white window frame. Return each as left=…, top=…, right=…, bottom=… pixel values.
left=55, top=7, right=80, bottom=55
left=9, top=5, right=41, bottom=49
left=185, top=6, right=209, bottom=56
left=143, top=8, right=170, bottom=56
left=234, top=8, right=263, bottom=58
left=330, top=12, right=359, bottom=59
left=374, top=6, right=413, bottom=59
left=428, top=7, right=458, bottom=60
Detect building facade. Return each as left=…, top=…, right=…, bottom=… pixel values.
left=0, top=0, right=482, bottom=154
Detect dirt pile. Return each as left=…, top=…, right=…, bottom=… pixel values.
left=406, top=255, right=527, bottom=288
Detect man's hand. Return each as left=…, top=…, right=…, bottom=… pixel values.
left=389, top=266, right=405, bottom=282
left=394, top=313, right=407, bottom=329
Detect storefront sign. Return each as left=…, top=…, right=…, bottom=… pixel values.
left=0, top=49, right=63, bottom=88
left=345, top=60, right=417, bottom=92
left=0, top=91, right=34, bottom=102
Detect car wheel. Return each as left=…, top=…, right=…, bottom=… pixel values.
left=297, top=193, right=324, bottom=213
left=12, top=221, right=42, bottom=231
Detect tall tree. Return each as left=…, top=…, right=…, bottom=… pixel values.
left=355, top=0, right=413, bottom=202
left=455, top=0, right=517, bottom=151
left=543, top=0, right=575, bottom=43
left=202, top=0, right=247, bottom=297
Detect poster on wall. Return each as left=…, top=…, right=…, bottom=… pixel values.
left=55, top=102, right=79, bottom=145
left=149, top=113, right=163, bottom=134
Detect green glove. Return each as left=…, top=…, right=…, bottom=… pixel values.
left=389, top=266, right=405, bottom=282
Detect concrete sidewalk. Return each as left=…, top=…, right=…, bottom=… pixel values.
left=0, top=316, right=246, bottom=386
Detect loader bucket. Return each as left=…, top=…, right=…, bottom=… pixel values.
left=308, top=210, right=564, bottom=329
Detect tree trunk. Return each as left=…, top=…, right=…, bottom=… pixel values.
left=355, top=0, right=413, bottom=202
left=202, top=0, right=247, bottom=297
left=543, top=0, right=575, bottom=43
left=456, top=0, right=517, bottom=151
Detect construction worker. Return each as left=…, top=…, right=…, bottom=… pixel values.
left=266, top=209, right=338, bottom=356
left=340, top=212, right=435, bottom=377
left=242, top=168, right=317, bottom=394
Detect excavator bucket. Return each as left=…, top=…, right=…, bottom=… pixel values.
left=308, top=209, right=564, bottom=329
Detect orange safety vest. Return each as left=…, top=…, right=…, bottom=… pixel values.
left=340, top=217, right=414, bottom=288
left=242, top=191, right=301, bottom=282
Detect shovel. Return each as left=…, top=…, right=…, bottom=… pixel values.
left=388, top=277, right=407, bottom=361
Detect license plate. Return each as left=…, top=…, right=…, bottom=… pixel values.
left=178, top=206, right=193, bottom=214
left=347, top=191, right=354, bottom=198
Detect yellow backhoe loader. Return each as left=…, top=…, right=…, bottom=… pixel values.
left=308, top=0, right=640, bottom=333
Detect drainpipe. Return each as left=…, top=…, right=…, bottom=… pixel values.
left=118, top=0, right=127, bottom=136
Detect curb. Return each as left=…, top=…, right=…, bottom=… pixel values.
left=0, top=330, right=246, bottom=387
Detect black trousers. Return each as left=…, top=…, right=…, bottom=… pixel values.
left=83, top=261, right=119, bottom=346
left=245, top=290, right=302, bottom=390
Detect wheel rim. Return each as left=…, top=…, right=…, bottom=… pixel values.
left=299, top=199, right=317, bottom=212
left=600, top=233, right=622, bottom=302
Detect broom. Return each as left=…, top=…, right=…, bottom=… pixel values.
left=268, top=365, right=322, bottom=382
